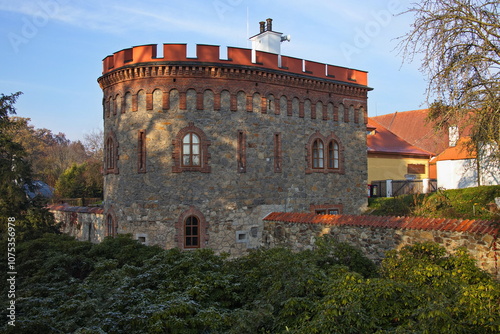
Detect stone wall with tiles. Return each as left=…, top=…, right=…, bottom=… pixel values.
left=263, top=212, right=499, bottom=278
left=50, top=204, right=105, bottom=243
left=97, top=43, right=371, bottom=256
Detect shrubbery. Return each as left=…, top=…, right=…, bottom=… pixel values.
left=1, top=234, right=499, bottom=333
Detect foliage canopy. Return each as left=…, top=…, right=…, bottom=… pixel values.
left=397, top=0, right=500, bottom=163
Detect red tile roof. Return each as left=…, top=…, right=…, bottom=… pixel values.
left=432, top=137, right=475, bottom=161
left=371, top=109, right=449, bottom=155
left=263, top=212, right=499, bottom=236
left=367, top=119, right=433, bottom=157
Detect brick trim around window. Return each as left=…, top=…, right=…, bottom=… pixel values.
left=104, top=130, right=119, bottom=175
left=172, top=122, right=211, bottom=173
left=175, top=206, right=209, bottom=249
left=305, top=131, right=345, bottom=174
left=137, top=129, right=146, bottom=173
left=310, top=203, right=343, bottom=215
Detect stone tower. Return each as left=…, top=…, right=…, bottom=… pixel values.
left=97, top=21, right=371, bottom=255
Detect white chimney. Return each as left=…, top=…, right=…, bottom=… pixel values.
left=249, top=18, right=290, bottom=66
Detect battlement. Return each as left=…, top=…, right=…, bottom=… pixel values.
left=102, top=43, right=368, bottom=86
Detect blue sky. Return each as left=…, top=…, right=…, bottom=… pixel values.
left=0, top=0, right=427, bottom=141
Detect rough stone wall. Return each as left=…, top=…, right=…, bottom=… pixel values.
left=263, top=214, right=499, bottom=278
left=50, top=204, right=104, bottom=243
left=98, top=55, right=370, bottom=256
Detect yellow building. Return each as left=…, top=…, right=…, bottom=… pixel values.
left=367, top=119, right=433, bottom=186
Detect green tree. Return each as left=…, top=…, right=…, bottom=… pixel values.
left=397, top=0, right=500, bottom=163
left=56, top=162, right=103, bottom=198
left=0, top=92, right=31, bottom=218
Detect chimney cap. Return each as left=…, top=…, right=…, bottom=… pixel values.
left=266, top=18, right=273, bottom=31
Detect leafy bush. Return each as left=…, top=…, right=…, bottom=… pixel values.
left=1, top=235, right=499, bottom=334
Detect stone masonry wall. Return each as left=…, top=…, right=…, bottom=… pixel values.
left=50, top=204, right=104, bottom=243
left=98, top=45, right=370, bottom=256
left=263, top=212, right=499, bottom=278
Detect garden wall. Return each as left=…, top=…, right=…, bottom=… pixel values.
left=49, top=204, right=104, bottom=243
left=263, top=212, right=499, bottom=278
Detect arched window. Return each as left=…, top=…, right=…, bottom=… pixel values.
left=104, top=131, right=119, bottom=174
left=312, top=139, right=324, bottom=168
left=306, top=132, right=344, bottom=174
left=106, top=214, right=116, bottom=237
left=182, top=133, right=201, bottom=167
left=172, top=123, right=211, bottom=173
left=328, top=140, right=339, bottom=169
left=184, top=215, right=200, bottom=248
left=176, top=207, right=208, bottom=249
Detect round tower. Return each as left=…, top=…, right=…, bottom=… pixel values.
left=98, top=33, right=371, bottom=255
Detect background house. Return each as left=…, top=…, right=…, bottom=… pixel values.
left=367, top=119, right=433, bottom=196
left=372, top=109, right=499, bottom=190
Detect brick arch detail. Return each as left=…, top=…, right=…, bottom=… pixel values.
left=175, top=206, right=209, bottom=249
left=305, top=130, right=345, bottom=174
left=172, top=122, right=211, bottom=173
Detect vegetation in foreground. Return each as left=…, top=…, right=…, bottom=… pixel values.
left=368, top=185, right=500, bottom=221
left=1, top=233, right=499, bottom=334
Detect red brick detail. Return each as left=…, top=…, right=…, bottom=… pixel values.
left=162, top=90, right=170, bottom=110
left=305, top=131, right=345, bottom=174
left=214, top=92, right=221, bottom=110
left=104, top=130, right=119, bottom=175
left=274, top=132, right=282, bottom=173
left=146, top=93, right=153, bottom=111
left=287, top=99, right=293, bottom=116
left=246, top=95, right=253, bottom=112
left=175, top=206, right=209, bottom=249
left=261, top=96, right=267, bottom=114
left=310, top=203, right=343, bottom=214
left=299, top=101, right=304, bottom=118
left=237, top=130, right=247, bottom=173
left=197, top=92, right=204, bottom=110
left=230, top=93, right=237, bottom=112
left=137, top=130, right=146, bottom=173
left=132, top=93, right=138, bottom=112
left=179, top=91, right=187, bottom=110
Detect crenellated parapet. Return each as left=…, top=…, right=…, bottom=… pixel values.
left=101, top=43, right=369, bottom=87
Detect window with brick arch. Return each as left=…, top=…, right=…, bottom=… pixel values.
left=172, top=123, right=211, bottom=173
left=312, top=139, right=324, bottom=168
left=106, top=213, right=117, bottom=237
left=182, top=133, right=201, bottom=167
left=104, top=131, right=119, bottom=174
left=184, top=215, right=200, bottom=248
left=306, top=132, right=345, bottom=174
left=328, top=140, right=339, bottom=169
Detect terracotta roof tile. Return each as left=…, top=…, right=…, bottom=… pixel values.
left=264, top=212, right=498, bottom=237
left=367, top=119, right=433, bottom=157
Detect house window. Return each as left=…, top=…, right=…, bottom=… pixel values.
left=311, top=204, right=343, bottom=215
left=138, top=130, right=146, bottom=173
left=408, top=164, right=425, bottom=174
left=182, top=133, right=201, bottom=167
left=106, top=214, right=116, bottom=237
left=312, top=139, right=324, bottom=168
left=274, top=133, right=282, bottom=173
left=184, top=215, right=200, bottom=248
left=172, top=123, right=211, bottom=173
left=306, top=132, right=344, bottom=174
left=105, top=131, right=119, bottom=174
left=237, top=130, right=246, bottom=173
